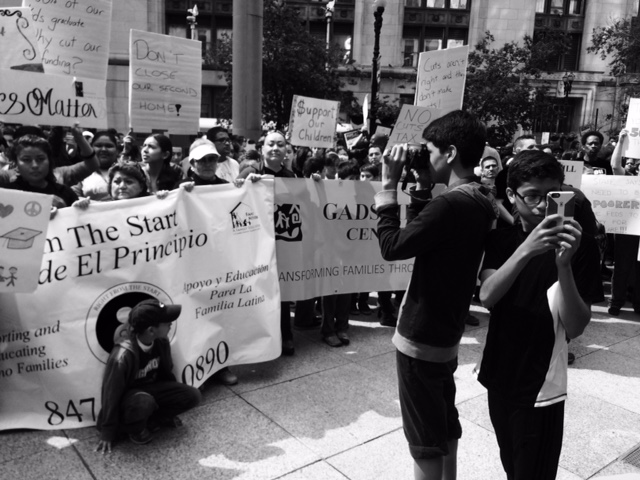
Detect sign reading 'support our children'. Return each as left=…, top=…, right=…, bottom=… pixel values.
left=415, top=46, right=468, bottom=115
left=20, top=0, right=113, bottom=80
left=129, top=30, right=202, bottom=134
left=289, top=95, right=340, bottom=149
left=0, top=182, right=280, bottom=431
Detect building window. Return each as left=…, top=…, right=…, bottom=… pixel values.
left=536, top=0, right=583, bottom=15
left=406, top=0, right=468, bottom=7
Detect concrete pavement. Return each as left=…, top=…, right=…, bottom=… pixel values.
left=2, top=295, right=640, bottom=480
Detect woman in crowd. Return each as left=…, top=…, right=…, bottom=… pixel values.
left=108, top=161, right=150, bottom=201
left=5, top=134, right=79, bottom=208
left=118, top=134, right=141, bottom=163
left=141, top=134, right=184, bottom=193
left=73, top=131, right=120, bottom=201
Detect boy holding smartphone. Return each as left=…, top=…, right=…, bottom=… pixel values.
left=477, top=150, right=602, bottom=479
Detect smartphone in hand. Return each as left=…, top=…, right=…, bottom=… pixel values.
left=546, top=191, right=575, bottom=225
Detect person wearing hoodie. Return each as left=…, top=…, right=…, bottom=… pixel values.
left=374, top=110, right=497, bottom=480
left=95, top=300, right=201, bottom=454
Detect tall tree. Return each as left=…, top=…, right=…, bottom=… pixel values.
left=463, top=31, right=570, bottom=145
left=588, top=17, right=640, bottom=124
left=216, top=0, right=352, bottom=129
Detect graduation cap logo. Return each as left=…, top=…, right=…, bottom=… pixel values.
left=0, top=227, right=43, bottom=250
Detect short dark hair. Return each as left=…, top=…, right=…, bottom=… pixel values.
left=581, top=130, right=603, bottom=146
left=507, top=150, right=564, bottom=191
left=13, top=134, right=56, bottom=184
left=108, top=161, right=149, bottom=198
left=302, top=157, right=324, bottom=178
left=206, top=126, right=228, bottom=142
left=360, top=163, right=380, bottom=177
left=422, top=110, right=486, bottom=169
left=513, top=135, right=536, bottom=153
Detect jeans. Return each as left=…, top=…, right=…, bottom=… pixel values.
left=610, top=234, right=640, bottom=308
left=321, top=293, right=350, bottom=337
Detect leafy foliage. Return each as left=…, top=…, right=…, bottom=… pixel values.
left=216, top=0, right=353, bottom=129
left=588, top=17, right=640, bottom=76
left=463, top=31, right=570, bottom=145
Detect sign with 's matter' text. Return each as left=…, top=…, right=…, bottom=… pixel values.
left=415, top=46, right=468, bottom=114
left=21, top=0, right=112, bottom=80
left=129, top=30, right=202, bottom=134
left=289, top=95, right=340, bottom=148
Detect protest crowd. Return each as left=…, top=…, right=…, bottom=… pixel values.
left=2, top=107, right=636, bottom=479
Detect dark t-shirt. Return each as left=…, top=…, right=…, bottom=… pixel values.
left=478, top=225, right=603, bottom=406
left=6, top=176, right=79, bottom=206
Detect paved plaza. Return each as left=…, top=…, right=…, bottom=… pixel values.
left=2, top=291, right=640, bottom=480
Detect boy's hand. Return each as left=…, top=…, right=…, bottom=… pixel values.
left=555, top=218, right=582, bottom=267
left=95, top=439, right=112, bottom=454
left=519, top=215, right=564, bottom=259
left=381, top=144, right=406, bottom=190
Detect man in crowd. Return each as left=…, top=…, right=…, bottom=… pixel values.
left=206, top=126, right=240, bottom=182
left=374, top=110, right=497, bottom=480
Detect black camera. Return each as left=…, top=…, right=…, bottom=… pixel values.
left=405, top=144, right=430, bottom=171
left=401, top=144, right=430, bottom=191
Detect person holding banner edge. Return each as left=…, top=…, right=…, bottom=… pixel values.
left=374, top=110, right=497, bottom=480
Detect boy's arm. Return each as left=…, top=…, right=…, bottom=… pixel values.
left=480, top=216, right=564, bottom=308
left=554, top=220, right=591, bottom=338
left=610, top=130, right=627, bottom=176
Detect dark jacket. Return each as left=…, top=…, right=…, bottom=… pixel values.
left=376, top=177, right=496, bottom=358
left=96, top=337, right=175, bottom=441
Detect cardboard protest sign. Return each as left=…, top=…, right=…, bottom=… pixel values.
left=129, top=30, right=202, bottom=135
left=343, top=129, right=364, bottom=151
left=289, top=95, right=340, bottom=148
left=21, top=0, right=112, bottom=80
left=375, top=126, right=391, bottom=137
left=415, top=46, right=468, bottom=114
left=0, top=69, right=108, bottom=128
left=0, top=182, right=280, bottom=431
left=0, top=190, right=52, bottom=293
left=388, top=105, right=440, bottom=147
left=540, top=132, right=550, bottom=145
left=622, top=98, right=640, bottom=159
left=581, top=175, right=640, bottom=235
left=559, top=160, right=583, bottom=189
left=275, top=178, right=412, bottom=301
left=0, top=7, right=42, bottom=72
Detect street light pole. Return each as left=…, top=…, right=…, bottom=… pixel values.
left=562, top=71, right=574, bottom=132
left=187, top=4, right=199, bottom=41
left=325, top=1, right=335, bottom=70
left=369, top=0, right=386, bottom=135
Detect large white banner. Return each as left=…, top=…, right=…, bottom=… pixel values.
left=275, top=178, right=412, bottom=302
left=0, top=182, right=280, bottom=431
left=415, top=46, right=468, bottom=114
left=0, top=190, right=52, bottom=293
left=581, top=175, right=640, bottom=235
left=21, top=0, right=112, bottom=80
left=129, top=30, right=202, bottom=134
left=0, top=69, right=108, bottom=128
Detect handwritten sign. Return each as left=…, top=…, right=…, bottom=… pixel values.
left=21, top=0, right=112, bottom=80
left=289, top=95, right=340, bottom=148
left=581, top=174, right=640, bottom=235
left=0, top=8, right=42, bottom=72
left=415, top=46, right=469, bottom=114
left=388, top=105, right=440, bottom=147
left=622, top=98, right=640, bottom=159
left=343, top=129, right=364, bottom=151
left=0, top=69, right=107, bottom=128
left=559, top=160, right=583, bottom=189
left=129, top=30, right=202, bottom=135
left=541, top=132, right=550, bottom=145
left=0, top=190, right=52, bottom=293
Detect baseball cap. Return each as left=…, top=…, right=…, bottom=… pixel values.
left=129, top=299, right=182, bottom=333
left=189, top=144, right=219, bottom=162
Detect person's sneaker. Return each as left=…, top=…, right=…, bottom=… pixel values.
left=213, top=367, right=238, bottom=386
left=379, top=310, right=397, bottom=327
left=568, top=352, right=575, bottom=365
left=465, top=314, right=480, bottom=326
left=323, top=335, right=343, bottom=347
left=129, top=428, right=153, bottom=445
left=336, top=332, right=350, bottom=346
left=608, top=305, right=621, bottom=316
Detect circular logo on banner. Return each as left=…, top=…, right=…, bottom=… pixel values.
left=85, top=282, right=176, bottom=364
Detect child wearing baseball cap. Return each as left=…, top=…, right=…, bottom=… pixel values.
left=95, top=299, right=201, bottom=454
